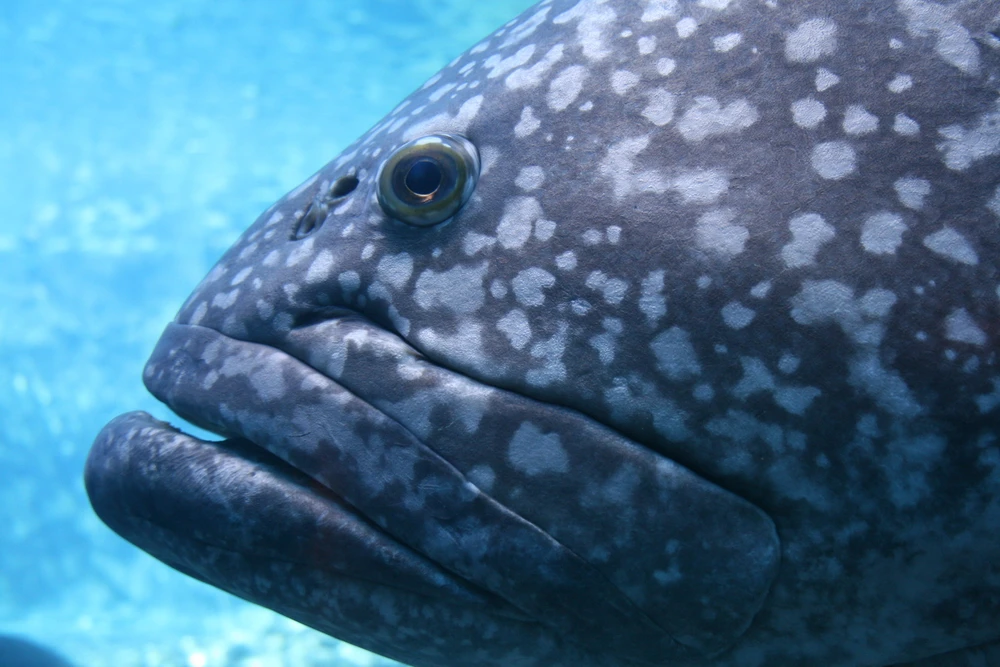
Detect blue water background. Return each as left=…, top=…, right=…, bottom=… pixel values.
left=0, top=1, right=534, bottom=664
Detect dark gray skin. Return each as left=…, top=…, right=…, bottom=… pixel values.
left=85, top=0, right=1000, bottom=665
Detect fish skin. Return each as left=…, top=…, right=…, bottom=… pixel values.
left=86, top=0, right=1000, bottom=665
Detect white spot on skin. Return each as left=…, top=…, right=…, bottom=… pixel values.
left=490, top=279, right=508, bottom=299
left=515, top=106, right=541, bottom=138
left=894, top=178, right=931, bottom=209
left=555, top=251, right=577, bottom=270
left=676, top=17, right=698, bottom=38
left=212, top=289, right=239, bottom=310
left=606, top=226, right=621, bottom=244
left=286, top=236, right=316, bottom=267
left=642, top=88, right=676, bottom=126
left=515, top=166, right=545, bottom=192
left=922, top=227, right=978, bottom=265
left=888, top=74, right=913, bottom=93
left=589, top=318, right=623, bottom=363
left=713, top=33, right=742, bottom=52
left=815, top=68, right=839, bottom=91
left=945, top=308, right=987, bottom=346
left=792, top=98, right=826, bottom=129
left=751, top=281, right=772, bottom=299
left=612, top=70, right=641, bottom=95
left=414, top=264, right=488, bottom=314
left=304, top=250, right=335, bottom=284
left=811, top=140, right=856, bottom=179
left=484, top=45, right=536, bottom=80
left=599, top=136, right=667, bottom=198
left=585, top=271, right=628, bottom=305
left=782, top=213, right=835, bottom=268
left=894, top=114, right=920, bottom=136
left=508, top=422, right=568, bottom=475
left=778, top=353, right=800, bottom=374
left=513, top=268, right=557, bottom=307
left=938, top=105, right=1000, bottom=171
left=785, top=18, right=837, bottom=63
left=190, top=302, right=208, bottom=325
left=678, top=97, right=759, bottom=142
left=671, top=169, right=729, bottom=204
left=987, top=186, right=1000, bottom=218
left=695, top=208, right=748, bottom=257
left=638, top=36, right=657, bottom=54
left=535, top=219, right=557, bottom=241
left=403, top=95, right=484, bottom=141
left=553, top=0, right=617, bottom=60
left=898, top=0, right=979, bottom=73
left=640, top=270, right=667, bottom=325
left=506, top=44, right=565, bottom=90
left=497, top=197, right=544, bottom=250
left=497, top=309, right=532, bottom=349
left=642, top=0, right=679, bottom=23
left=376, top=253, right=414, bottom=289
left=656, top=57, right=677, bottom=76
left=526, top=322, right=569, bottom=386
left=722, top=302, right=756, bottom=329
left=843, top=105, right=878, bottom=135
left=651, top=327, right=701, bottom=380
left=463, top=232, right=496, bottom=256
left=775, top=386, right=822, bottom=415
left=861, top=212, right=908, bottom=255
left=548, top=65, right=588, bottom=111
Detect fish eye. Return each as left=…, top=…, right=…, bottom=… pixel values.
left=376, top=134, right=480, bottom=227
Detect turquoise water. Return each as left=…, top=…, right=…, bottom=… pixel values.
left=0, top=1, right=534, bottom=664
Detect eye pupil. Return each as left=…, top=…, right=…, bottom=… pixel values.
left=404, top=158, right=443, bottom=198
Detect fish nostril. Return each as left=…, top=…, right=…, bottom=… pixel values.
left=330, top=175, right=359, bottom=198
left=290, top=201, right=328, bottom=241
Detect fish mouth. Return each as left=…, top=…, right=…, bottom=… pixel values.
left=85, top=318, right=780, bottom=666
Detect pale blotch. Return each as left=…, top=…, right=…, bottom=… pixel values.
left=656, top=57, right=677, bottom=76
left=894, top=114, right=920, bottom=136
left=508, top=422, right=568, bottom=475
left=938, top=107, right=1000, bottom=171
left=548, top=65, right=588, bottom=111
left=463, top=232, right=496, bottom=256
left=535, top=219, right=557, bottom=241
left=815, top=68, right=840, bottom=91
left=599, top=136, right=667, bottom=198
left=676, top=17, right=698, bottom=38
left=515, top=106, right=541, bottom=138
left=506, top=44, right=565, bottom=90
left=650, top=327, right=701, bottom=380
left=792, top=98, right=826, bottom=129
left=414, top=263, right=488, bottom=313
left=671, top=169, right=729, bottom=204
left=484, top=44, right=536, bottom=80
left=639, top=270, right=667, bottom=325
left=922, top=227, right=978, bottom=265
left=695, top=208, right=749, bottom=257
left=722, top=301, right=756, bottom=329
left=515, top=166, right=546, bottom=191
left=642, top=88, right=676, bottom=126
left=403, top=95, right=484, bottom=141
left=811, top=140, right=856, bottom=179
left=553, top=0, right=617, bottom=61
left=897, top=0, right=979, bottom=74
left=785, top=18, right=837, bottom=63
left=894, top=177, right=931, bottom=209
left=750, top=281, right=772, bottom=299
left=842, top=105, right=879, bottom=136
left=888, top=74, right=913, bottom=93
left=945, top=308, right=987, bottom=346
left=612, top=70, right=641, bottom=95
left=555, top=251, right=577, bottom=271
left=861, top=212, right=907, bottom=255
left=642, top=0, right=679, bottom=23
left=376, top=252, right=414, bottom=289
left=512, top=267, right=556, bottom=307
left=586, top=271, right=629, bottom=305
left=678, top=97, right=759, bottom=142
left=713, top=33, right=742, bottom=52
left=497, top=197, right=543, bottom=249
left=638, top=36, right=657, bottom=54
left=497, top=309, right=532, bottom=349
left=781, top=213, right=835, bottom=268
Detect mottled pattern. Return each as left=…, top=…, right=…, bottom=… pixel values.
left=86, top=1, right=1000, bottom=666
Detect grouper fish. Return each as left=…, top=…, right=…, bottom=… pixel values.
left=84, top=0, right=1000, bottom=665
